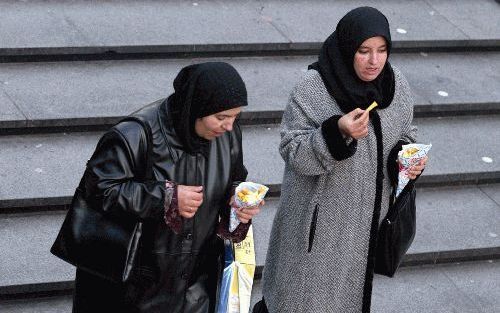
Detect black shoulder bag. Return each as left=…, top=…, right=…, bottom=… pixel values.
left=374, top=179, right=417, bottom=277
left=50, top=117, right=153, bottom=283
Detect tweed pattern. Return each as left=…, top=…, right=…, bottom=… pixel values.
left=262, top=67, right=416, bottom=313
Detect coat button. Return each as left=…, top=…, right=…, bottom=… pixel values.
left=182, top=273, right=189, bottom=280
left=186, top=233, right=193, bottom=240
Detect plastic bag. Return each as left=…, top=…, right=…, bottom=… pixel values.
left=217, top=226, right=256, bottom=313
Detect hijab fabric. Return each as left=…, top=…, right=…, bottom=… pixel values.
left=168, top=62, right=248, bottom=154
left=309, top=6, right=395, bottom=114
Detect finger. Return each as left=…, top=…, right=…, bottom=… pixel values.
left=242, top=207, right=261, bottom=216
left=414, top=165, right=424, bottom=171
left=353, top=128, right=368, bottom=139
left=185, top=185, right=203, bottom=192
left=357, top=112, right=370, bottom=126
left=409, top=169, right=422, bottom=176
left=180, top=206, right=193, bottom=214
left=187, top=200, right=202, bottom=209
left=179, top=210, right=195, bottom=219
left=420, top=156, right=428, bottom=165
left=238, top=218, right=250, bottom=224
left=237, top=213, right=253, bottom=221
left=360, top=108, right=370, bottom=119
left=350, top=108, right=364, bottom=118
left=236, top=209, right=254, bottom=219
left=190, top=191, right=204, bottom=201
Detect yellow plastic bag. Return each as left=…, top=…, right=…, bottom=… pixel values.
left=217, top=226, right=256, bottom=313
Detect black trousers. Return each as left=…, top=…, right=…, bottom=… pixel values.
left=252, top=298, right=269, bottom=313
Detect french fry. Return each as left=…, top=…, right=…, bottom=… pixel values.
left=367, top=101, right=378, bottom=112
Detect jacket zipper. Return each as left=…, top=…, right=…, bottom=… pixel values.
left=308, top=204, right=319, bottom=253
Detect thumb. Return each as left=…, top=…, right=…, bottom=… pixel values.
left=350, top=108, right=364, bottom=118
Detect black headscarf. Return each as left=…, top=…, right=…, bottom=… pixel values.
left=168, top=62, right=248, bottom=154
left=309, top=6, right=395, bottom=114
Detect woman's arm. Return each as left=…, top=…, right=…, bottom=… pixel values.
left=84, top=123, right=167, bottom=221
left=279, top=90, right=356, bottom=176
left=217, top=123, right=252, bottom=243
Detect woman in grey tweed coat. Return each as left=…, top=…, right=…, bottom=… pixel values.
left=257, top=7, right=427, bottom=313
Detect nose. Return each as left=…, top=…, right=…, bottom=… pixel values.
left=369, top=52, right=378, bottom=64
left=222, top=119, right=234, bottom=132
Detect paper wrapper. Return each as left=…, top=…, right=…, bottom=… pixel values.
left=217, top=226, right=256, bottom=313
left=396, top=143, right=432, bottom=197
left=229, top=182, right=268, bottom=232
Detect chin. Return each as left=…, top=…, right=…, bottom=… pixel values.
left=361, top=74, right=379, bottom=82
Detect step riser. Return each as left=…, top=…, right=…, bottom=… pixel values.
left=2, top=106, right=500, bottom=135
left=1, top=40, right=500, bottom=63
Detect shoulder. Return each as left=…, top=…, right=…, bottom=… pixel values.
left=291, top=70, right=326, bottom=98
left=112, top=120, right=145, bottom=149
left=391, top=65, right=413, bottom=105
left=392, top=66, right=411, bottom=94
left=289, top=70, right=332, bottom=109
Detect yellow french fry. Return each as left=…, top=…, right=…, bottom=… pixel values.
left=367, top=101, right=378, bottom=112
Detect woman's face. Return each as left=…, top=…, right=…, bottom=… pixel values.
left=195, top=107, right=242, bottom=140
left=353, top=36, right=388, bottom=82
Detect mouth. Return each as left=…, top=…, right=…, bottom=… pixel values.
left=366, top=68, right=379, bottom=74
left=212, top=131, right=225, bottom=136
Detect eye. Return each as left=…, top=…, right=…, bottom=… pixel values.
left=216, top=115, right=226, bottom=121
left=358, top=49, right=369, bottom=55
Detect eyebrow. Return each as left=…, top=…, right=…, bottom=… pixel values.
left=217, top=113, right=239, bottom=118
left=359, top=44, right=387, bottom=49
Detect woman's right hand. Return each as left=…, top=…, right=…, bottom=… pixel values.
left=338, top=108, right=369, bottom=140
left=177, top=185, right=204, bottom=218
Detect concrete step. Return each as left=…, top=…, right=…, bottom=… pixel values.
left=1, top=114, right=500, bottom=210
left=1, top=183, right=499, bottom=297
left=1, top=259, right=499, bottom=313
left=253, top=185, right=500, bottom=268
left=1, top=51, right=500, bottom=132
left=253, top=260, right=500, bottom=313
left=0, top=0, right=499, bottom=62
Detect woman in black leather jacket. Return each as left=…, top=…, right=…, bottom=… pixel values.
left=72, top=62, right=262, bottom=313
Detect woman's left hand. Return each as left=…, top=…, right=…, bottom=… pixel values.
left=230, top=196, right=264, bottom=224
left=407, top=156, right=428, bottom=180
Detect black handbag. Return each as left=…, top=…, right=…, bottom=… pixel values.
left=50, top=117, right=153, bottom=283
left=374, top=180, right=417, bottom=277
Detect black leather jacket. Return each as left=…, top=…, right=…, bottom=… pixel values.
left=74, top=99, right=247, bottom=312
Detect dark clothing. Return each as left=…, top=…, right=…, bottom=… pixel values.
left=252, top=298, right=269, bottom=313
left=73, top=98, right=248, bottom=313
left=308, top=6, right=395, bottom=113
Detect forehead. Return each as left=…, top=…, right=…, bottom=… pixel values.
left=215, top=107, right=242, bottom=116
left=359, top=36, right=387, bottom=48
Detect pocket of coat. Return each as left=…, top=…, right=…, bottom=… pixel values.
left=308, top=204, right=319, bottom=253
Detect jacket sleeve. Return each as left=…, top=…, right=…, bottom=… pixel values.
left=217, top=122, right=251, bottom=241
left=279, top=89, right=346, bottom=176
left=84, top=123, right=166, bottom=221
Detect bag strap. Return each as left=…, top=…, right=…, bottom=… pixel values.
left=120, top=116, right=154, bottom=181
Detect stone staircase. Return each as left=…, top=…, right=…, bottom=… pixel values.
left=1, top=1, right=499, bottom=312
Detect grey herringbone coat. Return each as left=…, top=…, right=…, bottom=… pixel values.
left=262, top=67, right=417, bottom=313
